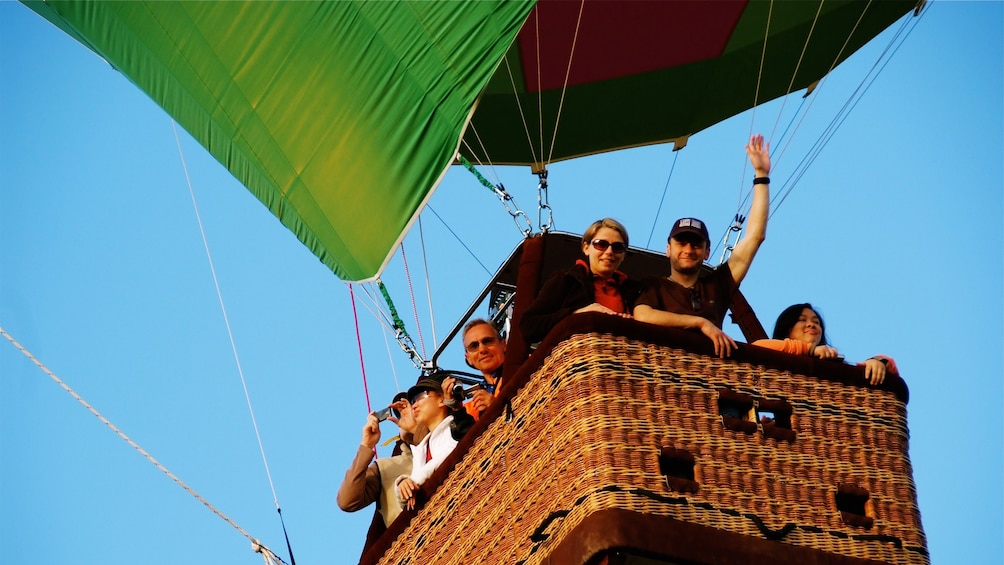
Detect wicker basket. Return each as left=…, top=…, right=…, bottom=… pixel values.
left=370, top=327, right=927, bottom=565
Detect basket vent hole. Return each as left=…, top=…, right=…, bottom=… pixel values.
left=716, top=389, right=757, bottom=434
left=718, top=397, right=752, bottom=420
left=835, top=483, right=875, bottom=529
left=659, top=446, right=698, bottom=493
left=757, top=398, right=796, bottom=442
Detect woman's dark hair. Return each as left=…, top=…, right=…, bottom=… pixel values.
left=772, top=303, right=829, bottom=346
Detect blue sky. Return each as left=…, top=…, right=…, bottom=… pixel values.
left=1, top=2, right=1001, bottom=564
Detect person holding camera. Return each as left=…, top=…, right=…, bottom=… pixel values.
left=442, top=319, right=506, bottom=420
left=395, top=378, right=460, bottom=510
left=337, top=391, right=426, bottom=528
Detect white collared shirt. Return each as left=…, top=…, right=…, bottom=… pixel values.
left=400, top=415, right=457, bottom=487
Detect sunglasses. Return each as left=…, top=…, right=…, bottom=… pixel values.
left=590, top=239, right=627, bottom=254
left=689, top=287, right=701, bottom=311
left=465, top=336, right=500, bottom=353
left=409, top=390, right=435, bottom=405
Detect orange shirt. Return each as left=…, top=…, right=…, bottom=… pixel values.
left=464, top=376, right=502, bottom=420
left=576, top=259, right=628, bottom=313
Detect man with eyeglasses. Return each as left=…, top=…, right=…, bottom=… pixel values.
left=442, top=319, right=506, bottom=420
left=634, top=134, right=771, bottom=358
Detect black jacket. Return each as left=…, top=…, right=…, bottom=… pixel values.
left=520, top=262, right=642, bottom=344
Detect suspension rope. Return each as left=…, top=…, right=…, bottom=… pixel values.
left=399, top=244, right=427, bottom=359
left=172, top=122, right=286, bottom=516
left=766, top=0, right=824, bottom=145
left=353, top=282, right=415, bottom=387
left=714, top=91, right=804, bottom=258
left=350, top=282, right=414, bottom=389
left=646, top=149, right=681, bottom=249
left=426, top=205, right=493, bottom=275
left=417, top=217, right=439, bottom=351
left=502, top=52, right=540, bottom=167
left=769, top=4, right=923, bottom=217
left=720, top=0, right=907, bottom=260
left=736, top=0, right=775, bottom=212
left=379, top=313, right=402, bottom=393
left=465, top=119, right=507, bottom=189
left=346, top=284, right=405, bottom=398
left=377, top=280, right=410, bottom=344
left=720, top=93, right=808, bottom=237
left=458, top=152, right=534, bottom=235
left=534, top=7, right=544, bottom=165
left=355, top=283, right=398, bottom=336
left=544, top=0, right=586, bottom=166
left=458, top=152, right=500, bottom=192
left=770, top=0, right=875, bottom=172
left=376, top=279, right=423, bottom=367
left=720, top=0, right=832, bottom=260
left=1, top=325, right=288, bottom=565
left=737, top=0, right=816, bottom=212
left=348, top=284, right=374, bottom=415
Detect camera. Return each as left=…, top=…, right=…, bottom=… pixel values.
left=452, top=383, right=482, bottom=402
left=372, top=407, right=393, bottom=422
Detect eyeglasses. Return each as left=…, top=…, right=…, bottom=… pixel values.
left=590, top=239, right=627, bottom=254
left=465, top=336, right=499, bottom=352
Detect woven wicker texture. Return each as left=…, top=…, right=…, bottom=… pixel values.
left=375, top=333, right=928, bottom=565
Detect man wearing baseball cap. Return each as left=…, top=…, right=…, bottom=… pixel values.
left=634, top=134, right=771, bottom=358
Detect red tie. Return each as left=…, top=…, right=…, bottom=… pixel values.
left=425, top=444, right=433, bottom=463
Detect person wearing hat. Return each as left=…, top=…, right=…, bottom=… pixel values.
left=634, top=134, right=771, bottom=358
left=395, top=377, right=459, bottom=510
left=337, top=391, right=428, bottom=532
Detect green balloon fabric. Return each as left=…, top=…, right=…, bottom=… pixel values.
left=25, top=0, right=914, bottom=280
left=464, top=0, right=917, bottom=166
left=26, top=0, right=534, bottom=281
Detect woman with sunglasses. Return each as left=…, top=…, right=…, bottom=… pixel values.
left=520, top=218, right=641, bottom=344
left=752, top=303, right=897, bottom=385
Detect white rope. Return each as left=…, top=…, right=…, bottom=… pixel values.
left=735, top=0, right=775, bottom=212
left=502, top=52, right=541, bottom=167
left=1, top=326, right=287, bottom=565
left=771, top=0, right=874, bottom=172
left=545, top=0, right=586, bottom=166
left=768, top=3, right=922, bottom=217
left=355, top=282, right=399, bottom=336
left=253, top=539, right=288, bottom=565
left=399, top=243, right=427, bottom=358
left=171, top=122, right=282, bottom=511
left=766, top=0, right=825, bottom=145
left=462, top=128, right=504, bottom=187
left=379, top=314, right=402, bottom=394
left=346, top=282, right=419, bottom=393
left=418, top=217, right=439, bottom=350
left=533, top=7, right=545, bottom=165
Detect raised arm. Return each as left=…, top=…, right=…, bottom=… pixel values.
left=728, top=134, right=771, bottom=284
left=336, top=415, right=382, bottom=511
